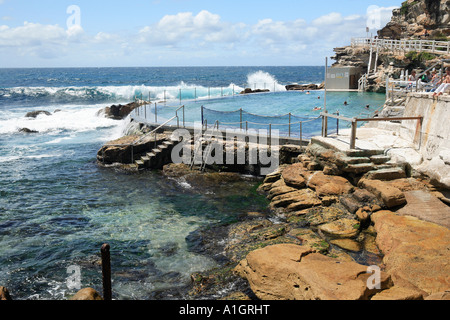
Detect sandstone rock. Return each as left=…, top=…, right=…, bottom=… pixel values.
left=281, top=163, right=307, bottom=188
left=70, top=288, right=103, bottom=300
left=330, top=239, right=362, bottom=252
left=257, top=183, right=273, bottom=193
left=270, top=189, right=321, bottom=210
left=356, top=208, right=371, bottom=228
left=425, top=291, right=450, bottom=300
left=370, top=286, right=424, bottom=300
left=293, top=206, right=349, bottom=227
left=364, top=168, right=407, bottom=181
left=267, top=186, right=298, bottom=200
left=340, top=195, right=361, bottom=214
left=234, top=244, right=392, bottom=300
left=308, top=172, right=353, bottom=197
left=0, top=286, right=12, bottom=300
left=288, top=229, right=330, bottom=253
left=263, top=172, right=281, bottom=184
left=372, top=210, right=450, bottom=296
left=318, top=218, right=361, bottom=239
left=358, top=178, right=407, bottom=208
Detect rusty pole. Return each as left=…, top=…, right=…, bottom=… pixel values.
left=101, top=243, right=112, bottom=301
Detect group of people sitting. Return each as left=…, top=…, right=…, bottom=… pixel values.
left=408, top=67, right=450, bottom=97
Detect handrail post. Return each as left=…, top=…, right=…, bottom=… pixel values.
left=240, top=108, right=243, bottom=130
left=201, top=106, right=204, bottom=127
left=101, top=244, right=112, bottom=301
left=350, top=119, right=357, bottom=150
left=155, top=103, right=157, bottom=124
left=336, top=111, right=339, bottom=135
left=269, top=124, right=272, bottom=148
left=300, top=122, right=303, bottom=147
left=289, top=113, right=291, bottom=137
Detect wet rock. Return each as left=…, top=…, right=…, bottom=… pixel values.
left=355, top=208, right=371, bottom=228
left=97, top=102, right=140, bottom=120
left=330, top=239, right=362, bottom=252
left=290, top=206, right=349, bottom=227
left=288, top=228, right=330, bottom=253
left=70, top=288, right=103, bottom=300
left=240, top=88, right=270, bottom=94
left=0, top=286, right=12, bottom=300
left=318, top=218, right=361, bottom=239
left=25, top=110, right=51, bottom=118
left=358, top=178, right=407, bottom=208
left=19, top=128, right=38, bottom=134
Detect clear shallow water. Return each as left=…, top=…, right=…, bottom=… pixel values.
left=0, top=67, right=386, bottom=300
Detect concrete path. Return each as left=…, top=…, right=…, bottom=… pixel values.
left=397, top=190, right=450, bottom=228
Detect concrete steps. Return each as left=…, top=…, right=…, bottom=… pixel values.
left=309, top=136, right=407, bottom=180
left=134, top=139, right=178, bottom=170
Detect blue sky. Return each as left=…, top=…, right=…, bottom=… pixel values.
left=0, top=0, right=401, bottom=67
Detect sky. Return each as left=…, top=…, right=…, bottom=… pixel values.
left=0, top=0, right=402, bottom=67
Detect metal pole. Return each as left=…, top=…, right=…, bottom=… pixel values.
left=300, top=122, right=303, bottom=146
left=336, top=111, right=339, bottom=135
left=240, top=109, right=243, bottom=130
left=201, top=106, right=204, bottom=127
left=101, top=244, right=112, bottom=301
left=289, top=113, right=291, bottom=137
left=155, top=103, right=157, bottom=124
left=350, top=120, right=357, bottom=150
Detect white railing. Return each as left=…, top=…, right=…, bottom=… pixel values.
left=351, top=38, right=450, bottom=54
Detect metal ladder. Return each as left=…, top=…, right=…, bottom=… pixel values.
left=190, top=120, right=220, bottom=172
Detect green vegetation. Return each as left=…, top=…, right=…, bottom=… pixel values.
left=406, top=51, right=437, bottom=68
left=432, top=32, right=449, bottom=42
left=400, top=0, right=419, bottom=15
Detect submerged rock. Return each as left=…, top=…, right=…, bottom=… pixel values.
left=97, top=101, right=141, bottom=120
left=25, top=110, right=51, bottom=118
left=70, top=288, right=103, bottom=301
left=19, top=128, right=38, bottom=134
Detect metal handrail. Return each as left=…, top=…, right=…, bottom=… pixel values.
left=320, top=111, right=423, bottom=150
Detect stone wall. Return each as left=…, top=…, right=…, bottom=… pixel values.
left=369, top=93, right=450, bottom=188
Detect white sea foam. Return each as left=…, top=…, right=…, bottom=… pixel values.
left=0, top=104, right=121, bottom=135
left=247, top=70, right=287, bottom=91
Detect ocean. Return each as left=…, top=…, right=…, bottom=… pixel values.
left=0, top=67, right=386, bottom=300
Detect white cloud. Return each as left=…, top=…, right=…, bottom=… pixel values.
left=139, top=10, right=244, bottom=47
left=0, top=7, right=397, bottom=66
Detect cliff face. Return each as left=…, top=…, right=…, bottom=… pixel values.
left=379, top=0, right=450, bottom=39
left=332, top=0, right=450, bottom=93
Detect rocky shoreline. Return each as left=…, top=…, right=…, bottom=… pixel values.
left=158, top=139, right=450, bottom=300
